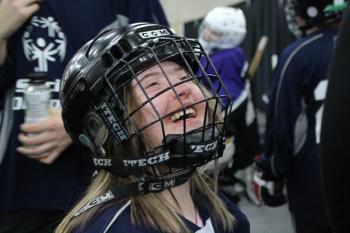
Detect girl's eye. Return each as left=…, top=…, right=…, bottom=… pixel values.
left=180, top=76, right=188, bottom=81
left=145, top=82, right=158, bottom=89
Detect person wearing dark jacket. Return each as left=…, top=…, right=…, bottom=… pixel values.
left=258, top=0, right=347, bottom=232
left=0, top=1, right=168, bottom=232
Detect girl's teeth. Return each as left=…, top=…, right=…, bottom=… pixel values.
left=170, top=108, right=195, bottom=122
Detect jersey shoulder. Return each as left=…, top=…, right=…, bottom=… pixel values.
left=281, top=29, right=337, bottom=62
left=220, top=193, right=250, bottom=233
left=74, top=200, right=137, bottom=233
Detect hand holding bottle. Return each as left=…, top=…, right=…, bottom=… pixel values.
left=17, top=108, right=73, bottom=164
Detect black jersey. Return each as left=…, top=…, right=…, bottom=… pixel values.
left=0, top=0, right=168, bottom=212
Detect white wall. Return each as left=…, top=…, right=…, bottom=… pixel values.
left=160, top=0, right=245, bottom=35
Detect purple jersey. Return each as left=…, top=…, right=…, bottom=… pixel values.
left=199, top=47, right=246, bottom=108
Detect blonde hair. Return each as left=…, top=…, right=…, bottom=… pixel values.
left=55, top=72, right=236, bottom=233
left=55, top=169, right=236, bottom=233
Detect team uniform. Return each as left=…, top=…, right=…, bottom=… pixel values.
left=0, top=0, right=168, bottom=216
left=74, top=194, right=249, bottom=233
left=264, top=28, right=338, bottom=228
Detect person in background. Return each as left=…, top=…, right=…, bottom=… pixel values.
left=0, top=1, right=168, bottom=232
left=321, top=4, right=350, bottom=233
left=55, top=22, right=250, bottom=233
left=255, top=0, right=348, bottom=232
left=197, top=6, right=261, bottom=202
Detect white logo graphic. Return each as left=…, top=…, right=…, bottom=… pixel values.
left=138, top=29, right=170, bottom=39
left=138, top=178, right=176, bottom=192
left=74, top=191, right=115, bottom=216
left=22, top=16, right=67, bottom=72
left=94, top=158, right=113, bottom=167
left=123, top=152, right=170, bottom=167
left=96, top=102, right=128, bottom=142
left=190, top=141, right=218, bottom=153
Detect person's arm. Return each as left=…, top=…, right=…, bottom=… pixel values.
left=0, top=1, right=71, bottom=164
left=0, top=0, right=42, bottom=100
left=0, top=38, right=8, bottom=100
left=320, top=6, right=350, bottom=233
left=0, top=39, right=7, bottom=65
left=0, top=0, right=41, bottom=63
left=264, top=50, right=301, bottom=178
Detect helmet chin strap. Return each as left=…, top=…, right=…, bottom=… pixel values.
left=74, top=126, right=224, bottom=217
left=91, top=125, right=224, bottom=175
left=163, top=125, right=223, bottom=168
left=74, top=169, right=194, bottom=217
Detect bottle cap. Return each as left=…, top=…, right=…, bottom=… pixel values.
left=26, top=72, right=48, bottom=84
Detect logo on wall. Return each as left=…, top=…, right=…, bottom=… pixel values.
left=22, top=16, right=67, bottom=72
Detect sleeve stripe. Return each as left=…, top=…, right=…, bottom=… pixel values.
left=103, top=200, right=131, bottom=233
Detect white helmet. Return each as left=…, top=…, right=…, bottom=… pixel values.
left=198, top=7, right=247, bottom=53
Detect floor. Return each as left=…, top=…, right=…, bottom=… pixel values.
left=228, top=109, right=295, bottom=233
left=239, top=197, right=294, bottom=233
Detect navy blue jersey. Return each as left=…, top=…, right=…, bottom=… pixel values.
left=264, top=29, right=338, bottom=224
left=0, top=0, right=168, bottom=212
left=74, top=194, right=249, bottom=233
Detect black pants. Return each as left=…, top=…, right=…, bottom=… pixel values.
left=0, top=210, right=63, bottom=233
left=293, top=215, right=333, bottom=233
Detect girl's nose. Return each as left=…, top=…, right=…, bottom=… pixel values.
left=172, top=81, right=192, bottom=101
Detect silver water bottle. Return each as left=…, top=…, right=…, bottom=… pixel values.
left=24, top=72, right=51, bottom=123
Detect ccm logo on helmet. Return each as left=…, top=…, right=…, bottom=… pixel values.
left=123, top=152, right=170, bottom=167
left=190, top=141, right=218, bottom=153
left=93, top=158, right=112, bottom=167
left=138, top=178, right=175, bottom=192
left=138, top=29, right=170, bottom=39
left=97, top=102, right=127, bottom=142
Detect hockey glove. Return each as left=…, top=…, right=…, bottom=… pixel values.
left=253, top=158, right=287, bottom=207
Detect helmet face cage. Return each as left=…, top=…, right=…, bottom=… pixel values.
left=60, top=23, right=231, bottom=181
left=198, top=7, right=247, bottom=53
left=285, top=0, right=303, bottom=37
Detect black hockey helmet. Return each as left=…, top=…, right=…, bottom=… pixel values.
left=60, top=22, right=230, bottom=189
left=285, top=0, right=348, bottom=36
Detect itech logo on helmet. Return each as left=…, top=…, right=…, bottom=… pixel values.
left=138, top=29, right=170, bottom=39
left=93, top=158, right=112, bottom=167
left=190, top=141, right=218, bottom=153
left=123, top=152, right=170, bottom=167
left=95, top=102, right=128, bottom=143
